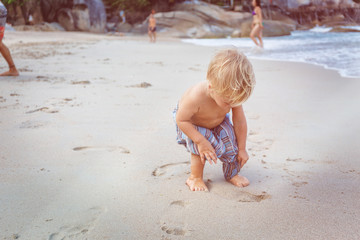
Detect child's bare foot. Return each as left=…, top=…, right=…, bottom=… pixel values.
left=0, top=68, right=19, bottom=76
left=228, top=175, right=250, bottom=187
left=186, top=177, right=208, bottom=192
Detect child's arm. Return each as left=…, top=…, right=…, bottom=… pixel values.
left=232, top=105, right=249, bottom=168
left=176, top=100, right=217, bottom=165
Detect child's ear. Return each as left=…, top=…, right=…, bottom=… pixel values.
left=208, top=83, right=212, bottom=89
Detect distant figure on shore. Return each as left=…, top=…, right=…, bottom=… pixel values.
left=250, top=0, right=264, bottom=48
left=0, top=2, right=18, bottom=76
left=174, top=49, right=256, bottom=191
left=148, top=10, right=156, bottom=43
left=119, top=10, right=126, bottom=23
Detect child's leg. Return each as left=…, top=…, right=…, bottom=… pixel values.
left=215, top=116, right=249, bottom=187
left=186, top=153, right=208, bottom=191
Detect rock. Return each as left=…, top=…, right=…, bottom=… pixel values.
left=263, top=10, right=297, bottom=25
left=231, top=29, right=242, bottom=38
left=271, top=0, right=356, bottom=9
left=320, top=14, right=348, bottom=27
left=174, top=1, right=251, bottom=28
left=151, top=10, right=234, bottom=38
left=39, top=0, right=106, bottom=32
left=116, top=22, right=132, bottom=33
left=83, top=0, right=106, bottom=33
left=330, top=27, right=360, bottom=32
left=57, top=8, right=75, bottom=31
left=240, top=20, right=295, bottom=37
left=72, top=5, right=91, bottom=31
left=139, top=1, right=251, bottom=38
left=131, top=23, right=148, bottom=34
left=263, top=20, right=296, bottom=36
left=48, top=22, right=66, bottom=31
left=13, top=22, right=65, bottom=31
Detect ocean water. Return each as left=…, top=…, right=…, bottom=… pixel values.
left=183, top=26, right=360, bottom=78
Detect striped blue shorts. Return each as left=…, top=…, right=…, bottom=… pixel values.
left=173, top=106, right=241, bottom=180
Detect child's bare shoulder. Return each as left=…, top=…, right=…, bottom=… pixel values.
left=181, top=82, right=207, bottom=105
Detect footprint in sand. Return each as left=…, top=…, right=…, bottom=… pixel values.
left=48, top=206, right=105, bottom=240
left=46, top=98, right=77, bottom=108
left=237, top=191, right=270, bottom=202
left=17, top=67, right=32, bottom=72
left=286, top=157, right=334, bottom=165
left=161, top=223, right=189, bottom=237
left=211, top=185, right=271, bottom=202
left=248, top=138, right=274, bottom=152
left=36, top=76, right=50, bottom=82
left=127, top=82, right=152, bottom=88
left=292, top=181, right=308, bottom=187
left=73, top=146, right=130, bottom=153
left=188, top=67, right=201, bottom=72
left=71, top=80, right=91, bottom=85
left=170, top=200, right=189, bottom=208
left=20, top=120, right=47, bottom=129
left=146, top=61, right=164, bottom=66
left=26, top=107, right=59, bottom=114
left=152, top=162, right=190, bottom=178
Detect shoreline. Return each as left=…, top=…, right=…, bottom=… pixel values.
left=181, top=28, right=360, bottom=79
left=1, top=31, right=359, bottom=239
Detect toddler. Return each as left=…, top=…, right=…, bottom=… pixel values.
left=174, top=49, right=255, bottom=191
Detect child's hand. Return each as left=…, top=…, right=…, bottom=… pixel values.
left=237, top=149, right=249, bottom=168
left=197, top=139, right=217, bottom=165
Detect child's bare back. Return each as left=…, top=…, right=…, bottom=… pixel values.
left=174, top=49, right=256, bottom=192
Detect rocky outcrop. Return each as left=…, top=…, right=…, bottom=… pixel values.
left=133, top=1, right=251, bottom=38
left=330, top=26, right=360, bottom=32
left=56, top=0, right=106, bottom=32
left=240, top=20, right=295, bottom=37
left=139, top=1, right=299, bottom=38
left=271, top=0, right=356, bottom=9
left=270, top=0, right=360, bottom=26
left=13, top=22, right=65, bottom=31
left=116, top=23, right=133, bottom=33
left=5, top=0, right=106, bottom=33
left=174, top=1, right=250, bottom=28
left=82, top=0, right=106, bottom=33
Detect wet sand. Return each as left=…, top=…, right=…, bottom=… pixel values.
left=0, top=31, right=360, bottom=239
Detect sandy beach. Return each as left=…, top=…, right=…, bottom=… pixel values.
left=1, top=31, right=360, bottom=239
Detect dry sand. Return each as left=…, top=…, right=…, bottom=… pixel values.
left=0, top=31, right=359, bottom=240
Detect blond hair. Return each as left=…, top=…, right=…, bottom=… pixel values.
left=207, top=49, right=255, bottom=106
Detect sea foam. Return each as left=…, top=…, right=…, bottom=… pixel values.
left=183, top=28, right=360, bottom=78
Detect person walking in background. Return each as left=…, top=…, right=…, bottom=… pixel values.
left=0, top=1, right=19, bottom=76
left=250, top=0, right=264, bottom=48
left=148, top=10, right=157, bottom=43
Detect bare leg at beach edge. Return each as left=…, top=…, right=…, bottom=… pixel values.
left=186, top=153, right=208, bottom=192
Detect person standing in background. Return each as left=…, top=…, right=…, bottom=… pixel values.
left=250, top=0, right=264, bottom=48
left=148, top=10, right=157, bottom=43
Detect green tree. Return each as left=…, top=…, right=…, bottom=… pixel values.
left=103, top=0, right=150, bottom=11
left=2, top=0, right=28, bottom=5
